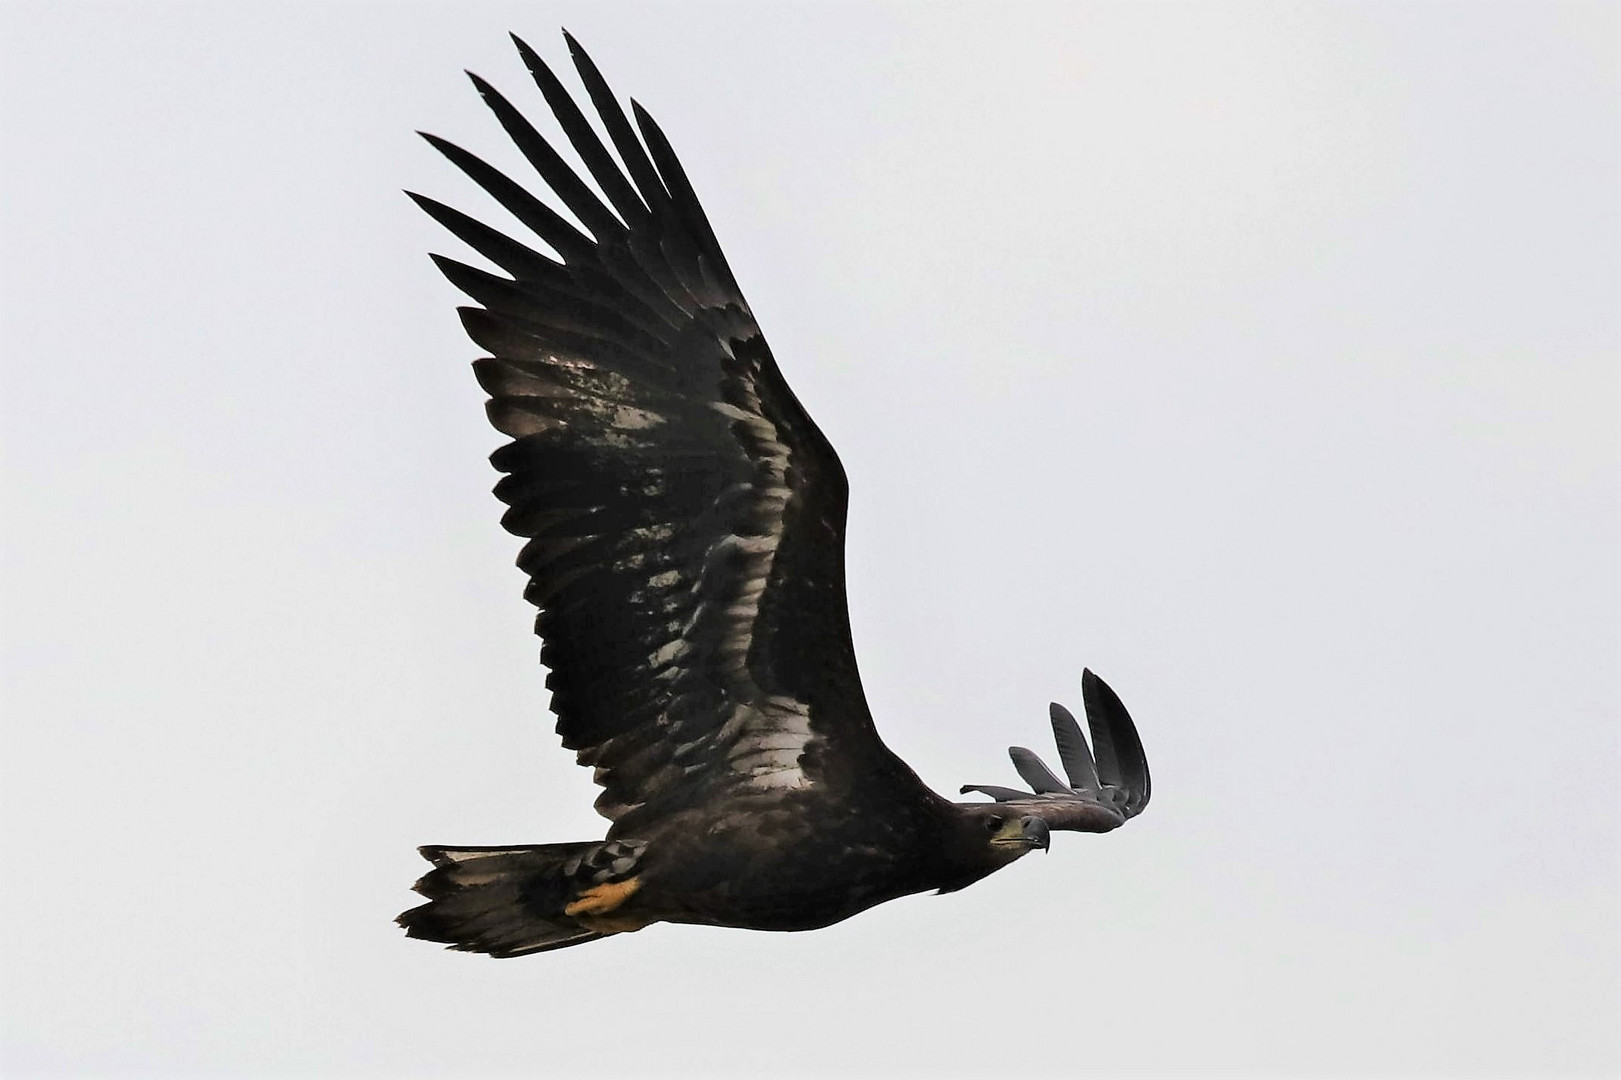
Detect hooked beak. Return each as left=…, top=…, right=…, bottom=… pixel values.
left=1021, top=815, right=1051, bottom=853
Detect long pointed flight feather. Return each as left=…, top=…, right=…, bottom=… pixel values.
left=1082, top=670, right=1125, bottom=789
left=418, top=134, right=596, bottom=265
left=563, top=32, right=674, bottom=220
left=1008, top=746, right=1071, bottom=795
left=631, top=100, right=741, bottom=297
left=407, top=191, right=564, bottom=280
left=1048, top=702, right=1101, bottom=791
left=1082, top=669, right=1151, bottom=815
left=959, top=784, right=1033, bottom=803
left=466, top=72, right=627, bottom=243
left=510, top=34, right=651, bottom=229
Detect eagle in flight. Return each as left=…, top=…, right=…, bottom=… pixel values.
left=399, top=32, right=1152, bottom=956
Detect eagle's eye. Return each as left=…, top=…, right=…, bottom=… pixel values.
left=983, top=816, right=1004, bottom=833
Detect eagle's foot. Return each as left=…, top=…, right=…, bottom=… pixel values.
left=564, top=875, right=643, bottom=917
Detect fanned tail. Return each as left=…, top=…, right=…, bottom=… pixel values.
left=397, top=843, right=608, bottom=957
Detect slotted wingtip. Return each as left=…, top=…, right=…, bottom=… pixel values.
left=1008, top=745, right=1071, bottom=795
left=960, top=783, right=1032, bottom=803
left=562, top=29, right=592, bottom=63
left=1048, top=699, right=1100, bottom=791
left=1080, top=668, right=1151, bottom=817
left=417, top=130, right=454, bottom=153
left=414, top=132, right=475, bottom=170
left=510, top=33, right=547, bottom=75
left=958, top=676, right=1150, bottom=828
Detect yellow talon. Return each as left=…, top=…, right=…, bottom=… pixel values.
left=564, top=876, right=642, bottom=917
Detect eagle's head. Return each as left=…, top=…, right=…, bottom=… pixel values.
left=931, top=806, right=1051, bottom=893
left=973, top=808, right=1051, bottom=861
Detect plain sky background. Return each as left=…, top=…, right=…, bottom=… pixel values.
left=2, top=2, right=1616, bottom=1077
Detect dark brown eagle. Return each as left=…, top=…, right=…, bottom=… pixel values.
left=398, top=32, right=1151, bottom=956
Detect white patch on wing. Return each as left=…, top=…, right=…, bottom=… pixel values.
left=723, top=696, right=815, bottom=789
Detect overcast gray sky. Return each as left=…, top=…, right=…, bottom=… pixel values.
left=3, top=2, right=1617, bottom=1077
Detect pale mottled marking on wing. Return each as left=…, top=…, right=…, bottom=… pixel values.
left=720, top=334, right=816, bottom=788
left=692, top=334, right=812, bottom=790
left=602, top=333, right=812, bottom=796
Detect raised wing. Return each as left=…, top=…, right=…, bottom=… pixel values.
left=416, top=33, right=925, bottom=833
left=960, top=670, right=1151, bottom=832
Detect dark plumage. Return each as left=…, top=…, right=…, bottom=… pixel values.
left=398, top=32, right=1151, bottom=957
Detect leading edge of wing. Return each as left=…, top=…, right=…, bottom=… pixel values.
left=416, top=33, right=916, bottom=830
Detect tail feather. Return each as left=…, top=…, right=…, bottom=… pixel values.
left=398, top=843, right=607, bottom=957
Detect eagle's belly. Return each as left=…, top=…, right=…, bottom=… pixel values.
left=623, top=801, right=940, bottom=932
left=646, top=848, right=927, bottom=932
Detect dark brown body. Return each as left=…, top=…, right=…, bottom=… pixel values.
left=603, top=793, right=1006, bottom=933
left=400, top=792, right=1035, bottom=954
